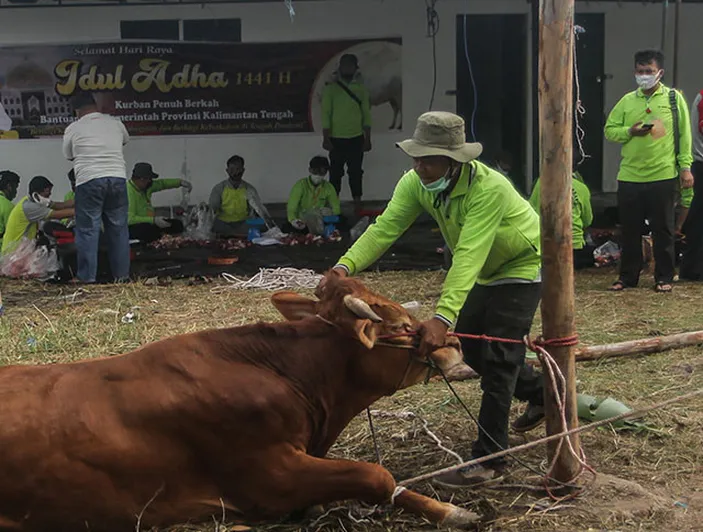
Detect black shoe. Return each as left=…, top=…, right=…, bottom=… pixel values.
left=512, top=404, right=545, bottom=433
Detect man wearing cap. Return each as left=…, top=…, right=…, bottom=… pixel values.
left=321, top=111, right=545, bottom=486
left=0, top=171, right=20, bottom=248
left=127, top=162, right=192, bottom=243
left=321, top=53, right=372, bottom=214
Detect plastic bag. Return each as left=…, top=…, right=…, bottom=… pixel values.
left=302, top=210, right=325, bottom=236
left=593, top=240, right=621, bottom=268
left=350, top=216, right=370, bottom=242
left=0, top=238, right=59, bottom=280
left=180, top=187, right=191, bottom=212
left=183, top=202, right=215, bottom=241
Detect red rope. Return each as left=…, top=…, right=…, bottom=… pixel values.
left=378, top=331, right=580, bottom=351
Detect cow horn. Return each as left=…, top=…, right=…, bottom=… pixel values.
left=343, top=295, right=383, bottom=323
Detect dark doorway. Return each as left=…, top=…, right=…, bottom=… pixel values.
left=572, top=13, right=606, bottom=192
left=456, top=14, right=528, bottom=194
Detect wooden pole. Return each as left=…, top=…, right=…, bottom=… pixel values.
left=538, top=0, right=581, bottom=483
left=672, top=0, right=682, bottom=87
left=444, top=330, right=703, bottom=381
left=661, top=0, right=669, bottom=54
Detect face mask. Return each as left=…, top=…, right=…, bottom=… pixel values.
left=421, top=166, right=455, bottom=194
left=635, top=71, right=661, bottom=90
left=310, top=174, right=325, bottom=185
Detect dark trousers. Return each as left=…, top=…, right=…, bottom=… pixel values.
left=75, top=177, right=130, bottom=283
left=617, top=179, right=678, bottom=286
left=455, top=283, right=544, bottom=462
left=329, top=136, right=364, bottom=198
left=680, top=161, right=703, bottom=280
left=573, top=245, right=595, bottom=270
left=129, top=219, right=184, bottom=243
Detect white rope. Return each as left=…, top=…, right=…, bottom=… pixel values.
left=211, top=267, right=323, bottom=293
left=527, top=339, right=594, bottom=485
left=390, top=486, right=407, bottom=505
left=370, top=409, right=464, bottom=464
left=573, top=25, right=590, bottom=166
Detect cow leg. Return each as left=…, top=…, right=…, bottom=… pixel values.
left=0, top=515, right=21, bottom=531
left=278, top=455, right=479, bottom=527
left=389, top=99, right=399, bottom=130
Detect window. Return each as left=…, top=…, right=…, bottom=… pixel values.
left=120, top=20, right=179, bottom=41
left=183, top=19, right=241, bottom=42
left=120, top=18, right=241, bottom=43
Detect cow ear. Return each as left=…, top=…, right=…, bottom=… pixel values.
left=353, top=319, right=378, bottom=349
left=271, top=291, right=318, bottom=321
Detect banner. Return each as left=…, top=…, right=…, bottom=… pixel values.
left=0, top=38, right=402, bottom=138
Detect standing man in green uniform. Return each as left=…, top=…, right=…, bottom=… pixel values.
left=605, top=50, right=694, bottom=293
left=0, top=171, right=20, bottom=248
left=321, top=112, right=546, bottom=486
left=287, top=156, right=341, bottom=233
left=322, top=54, right=372, bottom=214
left=209, top=155, right=271, bottom=237
left=127, top=162, right=192, bottom=243
left=530, top=162, right=594, bottom=269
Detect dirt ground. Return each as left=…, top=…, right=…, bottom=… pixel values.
left=0, top=267, right=702, bottom=531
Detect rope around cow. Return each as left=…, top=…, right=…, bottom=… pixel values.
left=372, top=329, right=590, bottom=500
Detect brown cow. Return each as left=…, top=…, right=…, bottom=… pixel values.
left=0, top=275, right=478, bottom=531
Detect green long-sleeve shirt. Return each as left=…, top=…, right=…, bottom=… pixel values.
left=127, top=178, right=181, bottom=225
left=321, top=79, right=371, bottom=139
left=605, top=84, right=693, bottom=182
left=529, top=172, right=593, bottom=250
left=0, top=191, right=14, bottom=247
left=337, top=161, right=541, bottom=325
left=287, top=177, right=341, bottom=222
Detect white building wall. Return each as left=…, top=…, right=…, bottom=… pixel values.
left=0, top=0, right=700, bottom=205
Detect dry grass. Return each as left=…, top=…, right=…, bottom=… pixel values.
left=1, top=267, right=703, bottom=531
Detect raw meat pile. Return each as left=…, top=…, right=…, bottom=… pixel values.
left=148, top=234, right=251, bottom=251
left=279, top=230, right=342, bottom=246
left=148, top=231, right=342, bottom=250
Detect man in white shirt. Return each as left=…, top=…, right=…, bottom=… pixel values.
left=63, top=92, right=130, bottom=283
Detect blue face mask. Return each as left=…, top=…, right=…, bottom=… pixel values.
left=421, top=167, right=453, bottom=194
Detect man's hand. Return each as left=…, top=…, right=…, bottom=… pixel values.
left=363, top=137, right=372, bottom=152
left=180, top=180, right=193, bottom=192
left=322, top=137, right=334, bottom=152
left=680, top=169, right=695, bottom=189
left=628, top=122, right=652, bottom=137
left=315, top=267, right=347, bottom=298
left=417, top=318, right=449, bottom=357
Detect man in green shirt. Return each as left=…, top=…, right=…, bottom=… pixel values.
left=0, top=170, right=20, bottom=248
left=321, top=112, right=545, bottom=486
left=321, top=54, right=372, bottom=214
left=286, top=156, right=341, bottom=233
left=530, top=164, right=594, bottom=269
left=127, top=162, right=192, bottom=243
left=605, top=50, right=694, bottom=292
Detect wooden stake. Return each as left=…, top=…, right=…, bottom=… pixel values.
left=443, top=330, right=703, bottom=381
left=538, top=0, right=581, bottom=483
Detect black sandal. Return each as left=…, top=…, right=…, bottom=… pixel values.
left=655, top=282, right=673, bottom=293
left=609, top=280, right=626, bottom=292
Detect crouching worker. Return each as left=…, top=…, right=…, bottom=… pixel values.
left=209, top=155, right=272, bottom=237
left=322, top=112, right=546, bottom=487
left=1, top=175, right=75, bottom=256
left=286, top=155, right=342, bottom=234
left=127, top=162, right=192, bottom=243
left=530, top=157, right=594, bottom=269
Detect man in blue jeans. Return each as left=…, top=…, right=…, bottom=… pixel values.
left=63, top=92, right=130, bottom=283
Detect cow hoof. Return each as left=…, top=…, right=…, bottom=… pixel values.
left=441, top=506, right=480, bottom=528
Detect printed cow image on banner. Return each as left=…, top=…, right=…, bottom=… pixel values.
left=0, top=38, right=402, bottom=138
